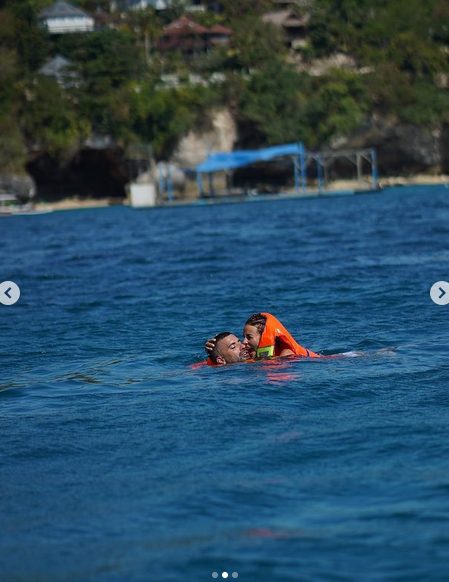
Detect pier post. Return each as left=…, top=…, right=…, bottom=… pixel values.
left=300, top=147, right=307, bottom=192
left=197, top=173, right=203, bottom=198
left=208, top=172, right=215, bottom=197
left=356, top=152, right=362, bottom=183
left=371, top=150, right=379, bottom=189
left=167, top=164, right=174, bottom=202
left=158, top=165, right=166, bottom=199
left=293, top=157, right=300, bottom=194
left=317, top=154, right=324, bottom=193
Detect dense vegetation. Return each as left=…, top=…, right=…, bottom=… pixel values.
left=1, top=0, right=448, bottom=174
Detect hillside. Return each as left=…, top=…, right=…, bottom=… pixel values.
left=1, top=0, right=448, bottom=196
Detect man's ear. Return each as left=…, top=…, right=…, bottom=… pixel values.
left=216, top=356, right=226, bottom=366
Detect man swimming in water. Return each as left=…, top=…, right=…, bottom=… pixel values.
left=208, top=332, right=250, bottom=365
left=206, top=313, right=319, bottom=362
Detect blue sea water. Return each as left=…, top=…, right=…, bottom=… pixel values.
left=1, top=185, right=449, bottom=582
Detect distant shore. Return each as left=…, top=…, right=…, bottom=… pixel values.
left=33, top=174, right=449, bottom=212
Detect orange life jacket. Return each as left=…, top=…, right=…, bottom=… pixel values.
left=256, top=312, right=319, bottom=358
left=194, top=313, right=319, bottom=367
left=189, top=357, right=217, bottom=368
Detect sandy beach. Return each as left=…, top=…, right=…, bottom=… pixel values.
left=34, top=197, right=129, bottom=212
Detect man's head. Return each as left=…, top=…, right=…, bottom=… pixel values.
left=210, top=332, right=249, bottom=365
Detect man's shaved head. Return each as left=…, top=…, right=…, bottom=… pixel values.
left=210, top=332, right=249, bottom=365
left=210, top=332, right=233, bottom=364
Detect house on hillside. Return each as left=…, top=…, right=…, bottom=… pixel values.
left=185, top=0, right=207, bottom=12
left=157, top=16, right=232, bottom=56
left=39, top=55, right=79, bottom=88
left=39, top=1, right=94, bottom=34
left=207, top=24, right=234, bottom=47
left=113, top=0, right=211, bottom=11
left=262, top=9, right=310, bottom=49
left=113, top=0, right=169, bottom=9
left=272, top=0, right=315, bottom=7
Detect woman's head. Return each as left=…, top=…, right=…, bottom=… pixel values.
left=243, top=313, right=267, bottom=352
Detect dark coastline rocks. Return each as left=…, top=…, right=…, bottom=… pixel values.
left=26, top=148, right=130, bottom=200
left=23, top=115, right=449, bottom=201
left=0, top=173, right=36, bottom=202
left=331, top=116, right=447, bottom=176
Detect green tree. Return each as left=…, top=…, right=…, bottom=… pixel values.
left=432, top=0, right=449, bottom=43
left=116, top=5, right=162, bottom=60
left=3, top=0, right=49, bottom=73
left=0, top=8, right=27, bottom=172
left=74, top=0, right=113, bottom=13
left=236, top=60, right=311, bottom=145
left=20, top=75, right=90, bottom=156
left=224, top=16, right=286, bottom=71
left=0, top=45, right=26, bottom=173
left=306, top=70, right=367, bottom=146
left=129, top=81, right=219, bottom=157
left=212, top=0, right=270, bottom=19
left=57, top=30, right=145, bottom=137
left=368, top=64, right=449, bottom=125
left=309, top=0, right=449, bottom=128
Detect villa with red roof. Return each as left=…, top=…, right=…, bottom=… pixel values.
left=157, top=17, right=233, bottom=56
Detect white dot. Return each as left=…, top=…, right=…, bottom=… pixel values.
left=212, top=574, right=218, bottom=579
left=222, top=574, right=228, bottom=579
left=232, top=574, right=238, bottom=579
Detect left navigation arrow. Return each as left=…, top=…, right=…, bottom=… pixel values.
left=0, top=281, right=20, bottom=305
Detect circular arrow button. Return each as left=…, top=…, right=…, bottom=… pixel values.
left=0, top=281, right=20, bottom=305
left=430, top=281, right=449, bottom=306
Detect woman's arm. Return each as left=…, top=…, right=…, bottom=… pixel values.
left=276, top=338, right=295, bottom=357
left=278, top=348, right=295, bottom=357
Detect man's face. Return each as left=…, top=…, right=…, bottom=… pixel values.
left=216, top=334, right=249, bottom=364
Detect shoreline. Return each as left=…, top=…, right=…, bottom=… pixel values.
left=33, top=174, right=449, bottom=212
left=322, top=173, right=449, bottom=192
left=34, top=197, right=129, bottom=212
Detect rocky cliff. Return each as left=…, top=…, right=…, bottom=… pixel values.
left=16, top=109, right=449, bottom=201
left=334, top=115, right=448, bottom=176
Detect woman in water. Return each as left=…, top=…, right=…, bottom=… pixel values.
left=206, top=312, right=319, bottom=361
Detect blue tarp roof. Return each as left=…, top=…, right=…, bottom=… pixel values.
left=195, top=142, right=304, bottom=173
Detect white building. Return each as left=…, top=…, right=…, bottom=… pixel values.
left=113, top=0, right=169, bottom=10
left=39, top=1, right=94, bottom=34
left=112, top=0, right=209, bottom=11
left=39, top=55, right=79, bottom=87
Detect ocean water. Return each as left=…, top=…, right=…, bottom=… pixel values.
left=1, top=185, right=449, bottom=582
